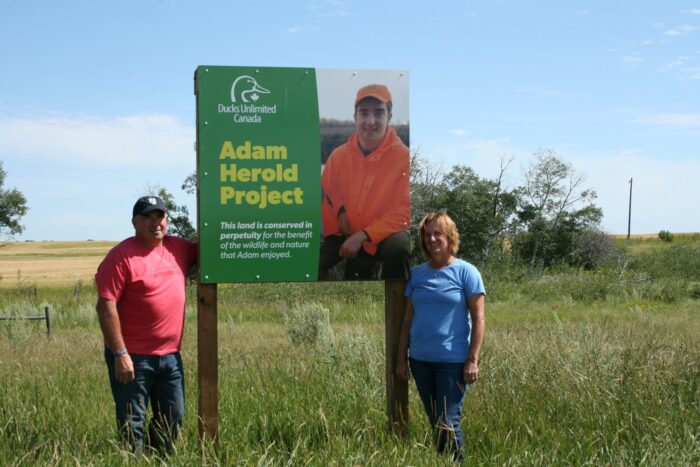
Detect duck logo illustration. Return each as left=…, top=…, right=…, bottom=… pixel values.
left=231, top=75, right=270, bottom=103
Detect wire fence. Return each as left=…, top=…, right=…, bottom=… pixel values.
left=0, top=305, right=52, bottom=339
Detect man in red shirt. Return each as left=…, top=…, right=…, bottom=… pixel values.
left=320, top=84, right=411, bottom=280
left=95, top=196, right=197, bottom=452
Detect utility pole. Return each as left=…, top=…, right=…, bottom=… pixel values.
left=627, top=178, right=633, bottom=239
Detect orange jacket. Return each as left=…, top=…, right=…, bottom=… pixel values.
left=321, top=127, right=410, bottom=255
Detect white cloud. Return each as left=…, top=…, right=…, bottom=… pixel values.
left=683, top=66, right=700, bottom=79
left=661, top=55, right=692, bottom=72
left=0, top=113, right=194, bottom=172
left=663, top=25, right=698, bottom=36
left=619, top=148, right=642, bottom=156
left=297, top=0, right=349, bottom=29
left=316, top=8, right=348, bottom=18
left=287, top=24, right=320, bottom=33
left=1, top=112, right=197, bottom=241
left=449, top=129, right=467, bottom=136
left=634, top=113, right=700, bottom=127
left=620, top=53, right=644, bottom=65
left=514, top=87, right=577, bottom=99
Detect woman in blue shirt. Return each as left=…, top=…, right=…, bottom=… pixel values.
left=397, top=212, right=486, bottom=462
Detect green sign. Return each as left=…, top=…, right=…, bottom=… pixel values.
left=196, top=66, right=321, bottom=283
left=196, top=66, right=411, bottom=284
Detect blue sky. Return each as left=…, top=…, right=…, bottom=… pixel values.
left=1, top=0, right=698, bottom=241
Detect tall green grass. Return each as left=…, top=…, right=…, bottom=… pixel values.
left=1, top=240, right=698, bottom=464
left=1, top=296, right=698, bottom=465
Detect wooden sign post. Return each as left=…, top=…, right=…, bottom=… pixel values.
left=196, top=280, right=410, bottom=443
left=385, top=279, right=409, bottom=432
left=197, top=282, right=218, bottom=443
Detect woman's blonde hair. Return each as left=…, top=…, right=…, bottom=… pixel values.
left=418, top=212, right=460, bottom=259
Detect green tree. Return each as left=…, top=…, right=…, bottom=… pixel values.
left=0, top=162, right=29, bottom=242
left=514, top=149, right=602, bottom=273
left=158, top=187, right=196, bottom=241
left=440, top=164, right=519, bottom=266
left=144, top=184, right=196, bottom=241
left=181, top=172, right=196, bottom=195
left=409, top=154, right=519, bottom=268
left=409, top=151, right=446, bottom=226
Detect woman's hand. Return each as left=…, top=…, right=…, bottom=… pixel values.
left=463, top=360, right=478, bottom=385
left=396, top=359, right=410, bottom=381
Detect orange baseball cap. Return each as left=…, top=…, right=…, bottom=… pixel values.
left=355, top=84, right=392, bottom=106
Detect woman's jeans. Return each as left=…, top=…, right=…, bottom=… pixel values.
left=104, top=349, right=185, bottom=453
left=409, top=358, right=467, bottom=459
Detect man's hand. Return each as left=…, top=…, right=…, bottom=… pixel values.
left=338, top=211, right=353, bottom=236
left=115, top=353, right=135, bottom=384
left=96, top=297, right=135, bottom=384
left=339, top=231, right=367, bottom=258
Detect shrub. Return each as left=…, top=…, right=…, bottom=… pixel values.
left=283, top=302, right=334, bottom=349
left=658, top=230, right=674, bottom=242
left=687, top=283, right=700, bottom=299
left=571, top=229, right=621, bottom=270
left=630, top=244, right=700, bottom=281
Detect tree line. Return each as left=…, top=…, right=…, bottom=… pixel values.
left=410, top=148, right=614, bottom=274
left=1, top=147, right=615, bottom=275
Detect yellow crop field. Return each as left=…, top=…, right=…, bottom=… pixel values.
left=609, top=232, right=699, bottom=239
left=0, top=241, right=116, bottom=288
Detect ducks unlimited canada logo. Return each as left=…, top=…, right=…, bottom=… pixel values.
left=217, top=75, right=278, bottom=123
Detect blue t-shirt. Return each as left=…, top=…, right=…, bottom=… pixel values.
left=405, top=259, right=485, bottom=363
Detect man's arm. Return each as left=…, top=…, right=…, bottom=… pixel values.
left=321, top=152, right=344, bottom=232
left=338, top=208, right=353, bottom=236
left=464, top=293, right=485, bottom=385
left=338, top=226, right=368, bottom=258
left=96, top=297, right=134, bottom=384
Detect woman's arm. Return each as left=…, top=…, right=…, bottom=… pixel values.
left=464, top=293, right=485, bottom=384
left=396, top=299, right=414, bottom=380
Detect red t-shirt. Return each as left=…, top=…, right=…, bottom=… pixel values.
left=95, top=236, right=197, bottom=355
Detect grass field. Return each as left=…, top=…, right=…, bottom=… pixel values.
left=0, top=241, right=115, bottom=288
left=2, top=234, right=697, bottom=289
left=0, top=239, right=698, bottom=465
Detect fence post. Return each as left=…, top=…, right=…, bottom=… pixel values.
left=44, top=305, right=52, bottom=340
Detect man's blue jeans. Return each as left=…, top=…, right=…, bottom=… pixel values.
left=104, top=349, right=185, bottom=453
left=409, top=358, right=467, bottom=460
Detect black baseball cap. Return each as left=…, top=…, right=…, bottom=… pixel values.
left=133, top=196, right=169, bottom=217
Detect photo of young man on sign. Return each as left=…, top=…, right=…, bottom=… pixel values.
left=318, top=74, right=410, bottom=281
